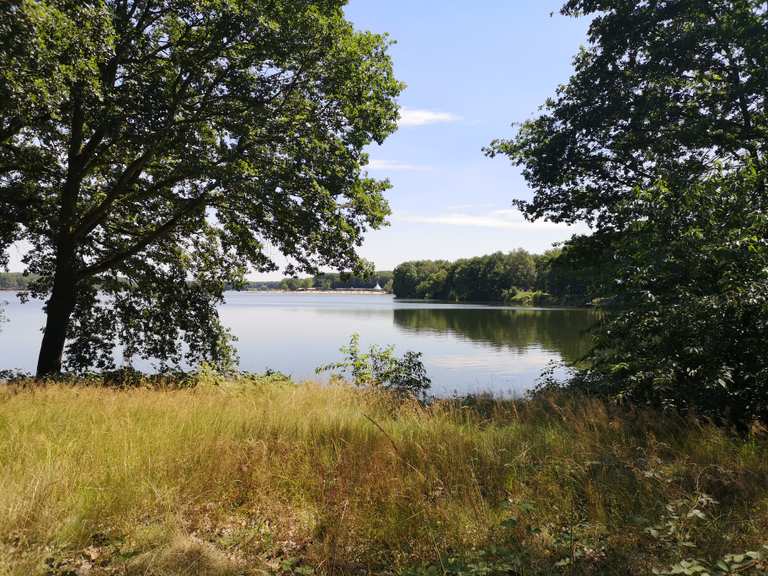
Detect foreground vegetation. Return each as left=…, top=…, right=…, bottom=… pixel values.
left=1, top=376, right=767, bottom=575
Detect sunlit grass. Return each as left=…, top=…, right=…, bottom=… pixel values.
left=0, top=376, right=767, bottom=575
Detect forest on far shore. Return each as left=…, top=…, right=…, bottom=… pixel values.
left=0, top=272, right=38, bottom=291
left=392, top=246, right=600, bottom=306
left=0, top=246, right=607, bottom=305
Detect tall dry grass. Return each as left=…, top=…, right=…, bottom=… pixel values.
left=0, top=376, right=767, bottom=575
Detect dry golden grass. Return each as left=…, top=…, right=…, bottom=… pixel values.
left=0, top=376, right=767, bottom=575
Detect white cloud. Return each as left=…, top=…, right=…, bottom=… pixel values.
left=367, top=159, right=432, bottom=172
left=394, top=209, right=589, bottom=232
left=398, top=107, right=461, bottom=127
left=444, top=203, right=498, bottom=211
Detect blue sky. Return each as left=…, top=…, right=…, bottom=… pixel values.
left=340, top=0, right=592, bottom=273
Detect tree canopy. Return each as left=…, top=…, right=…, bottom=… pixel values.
left=488, top=0, right=767, bottom=228
left=581, top=170, right=768, bottom=422
left=0, top=0, right=402, bottom=376
left=491, top=0, right=768, bottom=423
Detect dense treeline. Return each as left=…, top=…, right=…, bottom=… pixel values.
left=238, top=272, right=394, bottom=292
left=392, top=249, right=596, bottom=304
left=0, top=273, right=38, bottom=291
left=312, top=271, right=393, bottom=291
left=0, top=273, right=396, bottom=293
left=238, top=280, right=284, bottom=291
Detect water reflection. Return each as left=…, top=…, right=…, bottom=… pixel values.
left=394, top=307, right=600, bottom=364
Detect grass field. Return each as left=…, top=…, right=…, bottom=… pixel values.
left=1, top=375, right=767, bottom=575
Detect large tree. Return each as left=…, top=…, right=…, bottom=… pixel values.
left=488, top=0, right=767, bottom=228
left=489, top=0, right=768, bottom=422
left=0, top=0, right=402, bottom=376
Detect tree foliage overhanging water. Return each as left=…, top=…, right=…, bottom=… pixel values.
left=489, top=0, right=768, bottom=424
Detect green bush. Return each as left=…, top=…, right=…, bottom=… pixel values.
left=316, top=333, right=431, bottom=398
left=574, top=171, right=768, bottom=424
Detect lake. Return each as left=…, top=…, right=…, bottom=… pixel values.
left=0, top=291, right=599, bottom=396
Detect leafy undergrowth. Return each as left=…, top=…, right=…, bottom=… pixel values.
left=0, top=375, right=767, bottom=575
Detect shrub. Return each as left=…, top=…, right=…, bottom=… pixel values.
left=316, top=333, right=431, bottom=398
left=574, top=171, right=768, bottom=425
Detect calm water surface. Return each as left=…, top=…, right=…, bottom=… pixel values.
left=0, top=291, right=598, bottom=396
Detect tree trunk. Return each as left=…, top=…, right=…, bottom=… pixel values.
left=35, top=266, right=77, bottom=378
left=36, top=84, right=85, bottom=378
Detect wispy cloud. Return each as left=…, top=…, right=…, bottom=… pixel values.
left=398, top=107, right=461, bottom=127
left=444, top=203, right=498, bottom=211
left=367, top=159, right=433, bottom=172
left=395, top=209, right=589, bottom=231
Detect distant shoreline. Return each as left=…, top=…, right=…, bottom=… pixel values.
left=237, top=289, right=391, bottom=296
left=0, top=288, right=391, bottom=295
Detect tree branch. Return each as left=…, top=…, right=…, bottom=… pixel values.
left=68, top=88, right=84, bottom=168
left=72, top=64, right=198, bottom=241
left=77, top=193, right=208, bottom=278
left=59, top=85, right=87, bottom=234
left=72, top=147, right=158, bottom=241
left=0, top=116, right=23, bottom=143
